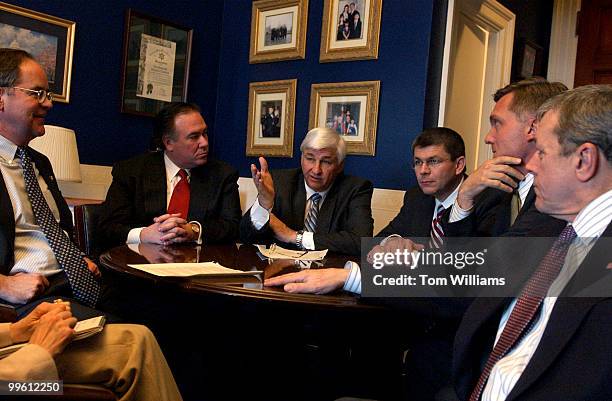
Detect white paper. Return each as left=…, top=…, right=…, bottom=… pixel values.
left=256, top=244, right=327, bottom=261
left=128, top=262, right=263, bottom=277
left=136, top=33, right=176, bottom=102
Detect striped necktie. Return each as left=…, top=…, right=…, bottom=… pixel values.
left=304, top=193, right=322, bottom=233
left=429, top=204, right=445, bottom=248
left=17, top=146, right=100, bottom=307
left=468, top=224, right=577, bottom=401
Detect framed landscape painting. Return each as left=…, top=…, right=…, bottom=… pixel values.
left=309, top=81, right=380, bottom=155
left=249, top=0, right=309, bottom=63
left=246, top=79, right=297, bottom=157
left=0, top=2, right=75, bottom=103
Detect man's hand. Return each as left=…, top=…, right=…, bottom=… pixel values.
left=269, top=213, right=297, bottom=244
left=84, top=257, right=101, bottom=278
left=251, top=157, right=275, bottom=210
left=0, top=273, right=49, bottom=304
left=456, top=156, right=524, bottom=210
left=28, top=307, right=76, bottom=357
left=140, top=213, right=196, bottom=244
left=264, top=268, right=349, bottom=294
left=367, top=236, right=425, bottom=264
left=9, top=301, right=70, bottom=343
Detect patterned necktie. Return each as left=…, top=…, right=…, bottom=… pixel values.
left=304, top=193, right=322, bottom=233
left=509, top=189, right=522, bottom=226
left=429, top=204, right=445, bottom=248
left=17, top=146, right=100, bottom=307
left=468, top=224, right=577, bottom=401
left=167, top=169, right=190, bottom=219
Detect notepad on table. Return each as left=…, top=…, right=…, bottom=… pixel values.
left=128, top=262, right=263, bottom=277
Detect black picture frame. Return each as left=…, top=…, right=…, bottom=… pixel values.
left=120, top=9, right=193, bottom=117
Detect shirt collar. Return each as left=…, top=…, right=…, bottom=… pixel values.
left=304, top=181, right=330, bottom=203
left=163, top=152, right=191, bottom=180
left=436, top=176, right=464, bottom=210
left=571, top=189, right=612, bottom=239
left=0, top=133, right=18, bottom=164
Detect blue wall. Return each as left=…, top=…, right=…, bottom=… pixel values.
left=214, top=0, right=434, bottom=189
left=7, top=0, right=224, bottom=166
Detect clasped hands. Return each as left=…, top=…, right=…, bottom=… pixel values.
left=9, top=301, right=76, bottom=357
left=140, top=213, right=198, bottom=245
left=251, top=157, right=297, bottom=244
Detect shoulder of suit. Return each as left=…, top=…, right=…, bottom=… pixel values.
left=112, top=151, right=162, bottom=173
left=333, top=172, right=372, bottom=190
left=194, top=158, right=238, bottom=177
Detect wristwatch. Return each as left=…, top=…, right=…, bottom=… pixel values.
left=295, top=230, right=304, bottom=250
left=190, top=222, right=201, bottom=236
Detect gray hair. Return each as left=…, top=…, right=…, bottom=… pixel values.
left=536, top=84, right=612, bottom=163
left=300, top=127, right=347, bottom=162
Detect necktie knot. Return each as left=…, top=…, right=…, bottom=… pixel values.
left=310, top=192, right=321, bottom=204
left=436, top=204, right=445, bottom=219
left=16, top=146, right=28, bottom=162
left=559, top=224, right=577, bottom=244
left=178, top=169, right=188, bottom=180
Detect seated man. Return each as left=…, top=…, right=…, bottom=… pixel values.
left=99, top=102, right=241, bottom=247
left=1, top=301, right=182, bottom=401
left=240, top=127, right=373, bottom=255
left=0, top=49, right=102, bottom=317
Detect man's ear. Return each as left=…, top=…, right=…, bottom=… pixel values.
left=455, top=155, right=466, bottom=175
left=162, top=136, right=173, bottom=151
left=575, top=142, right=599, bottom=182
left=0, top=88, right=5, bottom=111
left=525, top=117, right=537, bottom=142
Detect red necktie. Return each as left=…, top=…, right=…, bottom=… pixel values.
left=429, top=204, right=445, bottom=248
left=468, top=224, right=577, bottom=401
left=167, top=169, right=190, bottom=219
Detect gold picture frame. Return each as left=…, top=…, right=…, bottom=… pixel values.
left=319, top=0, right=382, bottom=62
left=246, top=79, right=297, bottom=157
left=0, top=2, right=75, bottom=103
left=249, top=0, right=309, bottom=64
left=309, top=81, right=380, bottom=155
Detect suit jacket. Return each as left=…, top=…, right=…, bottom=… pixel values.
left=453, top=223, right=612, bottom=401
left=99, top=152, right=241, bottom=247
left=240, top=168, right=373, bottom=255
left=377, top=185, right=436, bottom=238
left=0, top=147, right=73, bottom=275
left=443, top=187, right=566, bottom=237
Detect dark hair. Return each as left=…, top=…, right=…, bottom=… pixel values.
left=493, top=77, right=568, bottom=121
left=0, top=48, right=35, bottom=87
left=151, top=102, right=201, bottom=151
left=412, top=127, right=465, bottom=162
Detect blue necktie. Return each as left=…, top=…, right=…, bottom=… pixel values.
left=17, top=146, right=100, bottom=307
left=304, top=193, right=322, bottom=233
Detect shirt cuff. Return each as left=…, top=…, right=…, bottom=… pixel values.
left=380, top=234, right=403, bottom=245
left=250, top=197, right=270, bottom=230
left=189, top=221, right=202, bottom=244
left=126, top=227, right=143, bottom=244
left=343, top=261, right=362, bottom=294
left=302, top=231, right=315, bottom=250
left=449, top=199, right=473, bottom=223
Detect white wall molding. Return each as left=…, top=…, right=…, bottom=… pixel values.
left=547, top=0, right=580, bottom=88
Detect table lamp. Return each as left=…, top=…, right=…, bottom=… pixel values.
left=29, top=125, right=82, bottom=182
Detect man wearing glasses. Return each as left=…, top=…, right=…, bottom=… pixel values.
left=0, top=49, right=102, bottom=317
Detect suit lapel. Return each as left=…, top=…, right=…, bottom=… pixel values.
left=0, top=171, right=15, bottom=274
left=516, top=186, right=536, bottom=221
left=316, top=175, right=343, bottom=233
left=143, top=153, right=167, bottom=216
left=188, top=165, right=210, bottom=221
left=292, top=175, right=307, bottom=229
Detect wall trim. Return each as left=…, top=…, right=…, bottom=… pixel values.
left=547, top=0, right=580, bottom=88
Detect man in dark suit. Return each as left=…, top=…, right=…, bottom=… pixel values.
left=445, top=78, right=568, bottom=237
left=99, top=102, right=241, bottom=247
left=454, top=84, right=612, bottom=401
left=240, top=127, right=373, bottom=255
left=0, top=49, right=101, bottom=317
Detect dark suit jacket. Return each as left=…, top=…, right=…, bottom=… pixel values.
left=377, top=185, right=436, bottom=238
left=443, top=186, right=566, bottom=237
left=99, top=152, right=241, bottom=247
left=453, top=223, right=612, bottom=401
left=240, top=168, right=373, bottom=255
left=0, top=147, right=73, bottom=275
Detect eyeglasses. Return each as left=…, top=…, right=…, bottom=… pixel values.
left=412, top=158, right=449, bottom=169
left=12, top=87, right=54, bottom=103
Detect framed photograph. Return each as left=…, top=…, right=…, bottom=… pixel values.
left=120, top=9, right=193, bottom=117
left=246, top=79, right=297, bottom=157
left=0, top=2, right=75, bottom=103
left=249, top=0, right=309, bottom=64
left=319, top=0, right=382, bottom=62
left=309, top=81, right=380, bottom=155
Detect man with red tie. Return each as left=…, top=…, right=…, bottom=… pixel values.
left=99, top=103, right=241, bottom=247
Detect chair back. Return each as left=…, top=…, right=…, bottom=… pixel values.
left=73, top=203, right=105, bottom=257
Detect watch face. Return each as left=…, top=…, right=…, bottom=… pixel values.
left=191, top=223, right=200, bottom=233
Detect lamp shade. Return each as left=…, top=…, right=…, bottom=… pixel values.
left=29, top=125, right=82, bottom=182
